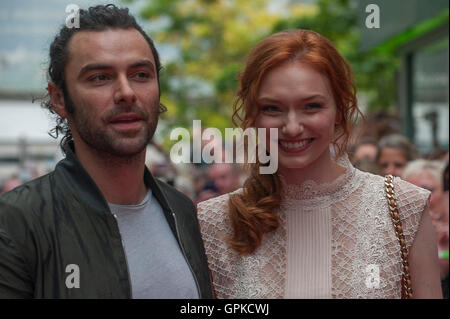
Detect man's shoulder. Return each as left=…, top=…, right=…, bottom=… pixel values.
left=154, top=178, right=195, bottom=209
left=0, top=172, right=53, bottom=215
left=0, top=173, right=54, bottom=261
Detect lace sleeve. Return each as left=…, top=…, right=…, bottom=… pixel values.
left=393, top=177, right=431, bottom=250
left=197, top=191, right=239, bottom=298
left=197, top=192, right=233, bottom=244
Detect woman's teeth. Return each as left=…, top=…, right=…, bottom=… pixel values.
left=280, top=139, right=313, bottom=149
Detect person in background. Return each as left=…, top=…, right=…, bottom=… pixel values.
left=353, top=159, right=382, bottom=176
left=376, top=134, right=420, bottom=177
left=442, top=162, right=449, bottom=298
left=351, top=136, right=382, bottom=175
left=403, top=159, right=449, bottom=298
left=352, top=136, right=379, bottom=164
left=403, top=160, right=447, bottom=227
left=208, top=163, right=242, bottom=196
left=196, top=182, right=219, bottom=205
left=0, top=175, right=22, bottom=194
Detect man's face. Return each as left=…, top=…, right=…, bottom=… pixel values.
left=62, top=28, right=160, bottom=157
left=209, top=164, right=238, bottom=195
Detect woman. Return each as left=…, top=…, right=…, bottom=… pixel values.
left=403, top=159, right=447, bottom=227
left=376, top=134, right=419, bottom=177
left=197, top=29, right=442, bottom=298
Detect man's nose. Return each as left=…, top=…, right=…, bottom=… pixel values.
left=113, top=74, right=137, bottom=106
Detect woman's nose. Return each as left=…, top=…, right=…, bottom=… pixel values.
left=281, top=112, right=303, bottom=137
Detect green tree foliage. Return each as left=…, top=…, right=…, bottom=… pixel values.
left=273, top=0, right=399, bottom=111
left=130, top=0, right=399, bottom=146
left=130, top=0, right=315, bottom=137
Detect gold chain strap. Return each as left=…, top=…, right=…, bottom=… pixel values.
left=384, top=175, right=413, bottom=299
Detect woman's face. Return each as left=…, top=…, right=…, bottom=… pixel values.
left=378, top=147, right=408, bottom=177
left=254, top=61, right=338, bottom=173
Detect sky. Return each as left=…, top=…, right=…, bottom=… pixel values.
left=0, top=0, right=145, bottom=142
left=0, top=0, right=169, bottom=94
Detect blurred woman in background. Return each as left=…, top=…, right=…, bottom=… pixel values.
left=403, top=159, right=449, bottom=297
left=376, top=134, right=420, bottom=177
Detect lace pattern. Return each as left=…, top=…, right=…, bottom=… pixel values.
left=197, top=190, right=286, bottom=298
left=197, top=158, right=430, bottom=299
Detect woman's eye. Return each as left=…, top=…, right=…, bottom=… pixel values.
left=305, top=103, right=322, bottom=110
left=261, top=105, right=280, bottom=113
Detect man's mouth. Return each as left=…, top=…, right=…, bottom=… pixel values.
left=109, top=114, right=144, bottom=130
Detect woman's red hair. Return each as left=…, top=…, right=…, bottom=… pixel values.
left=228, top=29, right=361, bottom=255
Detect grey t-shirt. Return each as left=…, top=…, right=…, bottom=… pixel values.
left=108, top=190, right=199, bottom=299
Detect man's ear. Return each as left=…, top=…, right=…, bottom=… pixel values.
left=48, top=82, right=68, bottom=118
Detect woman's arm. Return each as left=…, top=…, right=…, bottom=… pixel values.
left=408, top=205, right=443, bottom=298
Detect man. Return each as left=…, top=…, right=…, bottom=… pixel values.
left=0, top=5, right=212, bottom=298
left=208, top=163, right=242, bottom=196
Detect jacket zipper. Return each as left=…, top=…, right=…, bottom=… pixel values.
left=113, top=213, right=133, bottom=298
left=171, top=211, right=201, bottom=298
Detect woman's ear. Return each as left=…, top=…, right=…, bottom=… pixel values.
left=48, top=82, right=68, bottom=118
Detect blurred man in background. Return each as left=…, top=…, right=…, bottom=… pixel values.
left=208, top=163, right=242, bottom=196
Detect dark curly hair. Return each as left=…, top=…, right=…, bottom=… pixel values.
left=42, top=4, right=162, bottom=152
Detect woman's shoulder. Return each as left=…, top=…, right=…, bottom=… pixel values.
left=197, top=188, right=243, bottom=226
left=391, top=176, right=431, bottom=219
left=196, top=189, right=243, bottom=264
left=353, top=169, right=430, bottom=200
left=351, top=170, right=430, bottom=250
left=197, top=188, right=242, bottom=212
left=392, top=176, right=431, bottom=200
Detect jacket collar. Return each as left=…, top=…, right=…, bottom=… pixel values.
left=56, top=141, right=173, bottom=215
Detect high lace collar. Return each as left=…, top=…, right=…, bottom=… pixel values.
left=279, top=155, right=362, bottom=207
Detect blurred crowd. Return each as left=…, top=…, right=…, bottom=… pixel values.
left=1, top=128, right=449, bottom=298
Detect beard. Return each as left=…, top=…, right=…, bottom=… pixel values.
left=64, top=90, right=159, bottom=158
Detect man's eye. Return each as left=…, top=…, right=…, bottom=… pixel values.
left=133, top=72, right=150, bottom=80
left=89, top=74, right=109, bottom=82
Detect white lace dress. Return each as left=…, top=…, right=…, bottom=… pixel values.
left=197, top=158, right=430, bottom=299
